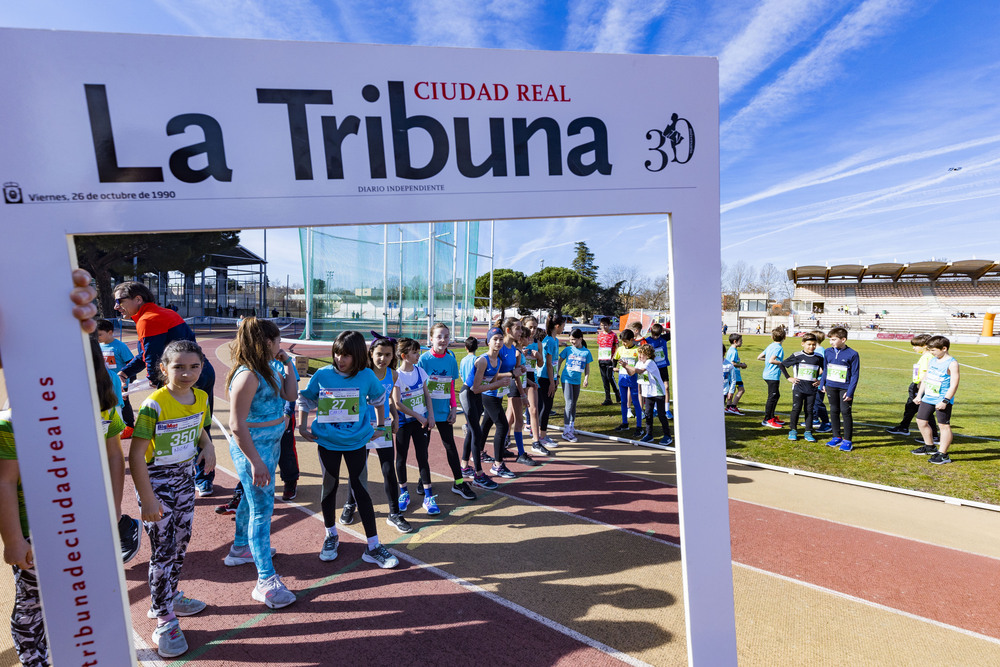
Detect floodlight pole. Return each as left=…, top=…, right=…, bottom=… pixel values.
left=488, top=220, right=495, bottom=325
left=305, top=228, right=314, bottom=339
left=382, top=224, right=389, bottom=336
left=428, top=222, right=435, bottom=342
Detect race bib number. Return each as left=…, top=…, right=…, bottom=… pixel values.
left=427, top=375, right=450, bottom=400
left=317, top=388, right=361, bottom=423
left=912, top=363, right=920, bottom=383
left=925, top=379, right=942, bottom=396
left=598, top=347, right=612, bottom=361
left=367, top=417, right=393, bottom=449
left=827, top=364, right=848, bottom=383
left=104, top=353, right=116, bottom=369
left=798, top=366, right=818, bottom=381
left=102, top=419, right=112, bottom=438
left=401, top=388, right=427, bottom=417
left=654, top=348, right=665, bottom=363
left=496, top=385, right=509, bottom=398
left=153, top=412, right=202, bottom=464
left=568, top=356, right=585, bottom=374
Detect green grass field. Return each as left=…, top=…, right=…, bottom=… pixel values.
left=308, top=335, right=1000, bottom=505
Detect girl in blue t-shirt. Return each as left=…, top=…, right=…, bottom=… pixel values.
left=297, top=331, right=398, bottom=569
left=536, top=316, right=566, bottom=447
left=557, top=328, right=593, bottom=442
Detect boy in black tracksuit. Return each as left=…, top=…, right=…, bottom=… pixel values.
left=780, top=333, right=824, bottom=442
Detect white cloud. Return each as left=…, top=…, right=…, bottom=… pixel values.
left=152, top=0, right=337, bottom=40
left=565, top=0, right=669, bottom=53
left=718, top=0, right=844, bottom=102
left=722, top=0, right=915, bottom=150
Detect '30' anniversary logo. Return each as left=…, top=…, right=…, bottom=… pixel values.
left=644, top=114, right=695, bottom=172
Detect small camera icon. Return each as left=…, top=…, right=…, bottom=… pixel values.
left=3, top=182, right=23, bottom=204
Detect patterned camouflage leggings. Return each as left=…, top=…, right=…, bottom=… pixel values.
left=11, top=558, right=48, bottom=667
left=139, top=461, right=196, bottom=619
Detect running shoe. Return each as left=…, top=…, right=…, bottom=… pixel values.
left=929, top=451, right=951, bottom=465
left=613, top=423, right=631, bottom=432
left=788, top=430, right=798, bottom=441
left=730, top=407, right=745, bottom=416
left=825, top=437, right=843, bottom=448
left=563, top=431, right=578, bottom=443
left=601, top=399, right=614, bottom=406
left=362, top=544, right=399, bottom=569
left=542, top=436, right=559, bottom=448
left=639, top=431, right=654, bottom=443
left=803, top=431, right=817, bottom=443
left=460, top=465, right=475, bottom=478
left=885, top=426, right=910, bottom=436
left=531, top=442, right=552, bottom=455
left=817, top=423, right=833, bottom=433
left=633, top=428, right=644, bottom=439
left=914, top=435, right=941, bottom=445
left=911, top=444, right=938, bottom=455
left=416, top=484, right=425, bottom=496
left=223, top=544, right=276, bottom=567
left=339, top=502, right=357, bottom=524
left=763, top=418, right=783, bottom=429
left=253, top=574, right=296, bottom=609
left=480, top=451, right=496, bottom=463
left=398, top=490, right=410, bottom=513
left=119, top=514, right=141, bottom=564
left=148, top=591, right=206, bottom=618
left=281, top=481, right=297, bottom=501
left=214, top=490, right=242, bottom=515
left=451, top=482, right=477, bottom=500
left=152, top=620, right=188, bottom=658
left=515, top=453, right=540, bottom=467
left=665, top=410, right=674, bottom=419
left=812, top=418, right=823, bottom=427
left=386, top=513, right=413, bottom=533
left=470, top=472, right=499, bottom=490
left=838, top=440, right=854, bottom=452
left=195, top=481, right=214, bottom=497
left=659, top=436, right=674, bottom=446
left=491, top=463, right=517, bottom=478
left=423, top=495, right=441, bottom=514
left=319, top=534, right=339, bottom=561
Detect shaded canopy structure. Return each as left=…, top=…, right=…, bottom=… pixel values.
left=787, top=260, right=1000, bottom=284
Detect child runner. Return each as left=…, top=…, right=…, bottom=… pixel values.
left=556, top=328, right=592, bottom=442
left=911, top=335, right=960, bottom=464
left=521, top=325, right=549, bottom=455
left=819, top=327, right=861, bottom=452
left=130, top=340, right=215, bottom=658
left=472, top=328, right=518, bottom=479
left=418, top=323, right=478, bottom=503
left=647, top=323, right=673, bottom=418
left=535, top=316, right=565, bottom=448
left=723, top=343, right=736, bottom=409
left=596, top=316, right=621, bottom=406
left=297, top=331, right=398, bottom=567
left=222, top=317, right=299, bottom=609
left=613, top=329, right=644, bottom=437
left=780, top=333, right=824, bottom=442
left=810, top=330, right=832, bottom=432
left=497, top=317, right=538, bottom=467
left=392, top=337, right=438, bottom=514
left=724, top=333, right=747, bottom=414
left=629, top=321, right=647, bottom=345
left=887, top=333, right=940, bottom=443
left=97, top=318, right=136, bottom=436
left=621, top=343, right=672, bottom=445
left=458, top=337, right=500, bottom=490
left=757, top=327, right=786, bottom=429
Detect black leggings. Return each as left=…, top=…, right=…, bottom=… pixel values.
left=278, top=413, right=300, bottom=483
left=900, top=382, right=938, bottom=436
left=318, top=446, right=376, bottom=537
left=826, top=387, right=853, bottom=440
left=764, top=379, right=781, bottom=421
left=538, top=377, right=555, bottom=431
left=395, top=421, right=431, bottom=489
left=789, top=391, right=815, bottom=432
left=460, top=389, right=485, bottom=472
left=643, top=396, right=671, bottom=438
left=480, top=394, right=509, bottom=463
left=346, top=446, right=401, bottom=514
left=435, top=422, right=464, bottom=483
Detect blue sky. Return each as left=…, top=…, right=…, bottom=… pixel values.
left=5, top=0, right=1000, bottom=287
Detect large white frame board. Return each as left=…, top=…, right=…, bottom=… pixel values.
left=0, top=29, right=733, bottom=665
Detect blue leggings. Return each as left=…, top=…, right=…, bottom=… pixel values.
left=230, top=422, right=285, bottom=581
left=618, top=375, right=643, bottom=426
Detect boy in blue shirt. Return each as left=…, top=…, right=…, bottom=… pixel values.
left=647, top=323, right=673, bottom=418
left=756, top=327, right=786, bottom=429
left=910, top=336, right=960, bottom=464
left=97, top=318, right=136, bottom=433
left=556, top=328, right=592, bottom=442
left=724, top=333, right=747, bottom=415
left=819, top=327, right=861, bottom=452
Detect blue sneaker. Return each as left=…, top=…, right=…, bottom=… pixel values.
left=422, top=494, right=440, bottom=515
left=817, top=423, right=833, bottom=433
left=195, top=481, right=214, bottom=497
left=665, top=410, right=674, bottom=419
left=803, top=431, right=817, bottom=442
left=398, top=489, right=410, bottom=513
left=787, top=430, right=798, bottom=441
left=659, top=436, right=674, bottom=446
left=825, top=437, right=843, bottom=448
left=838, top=440, right=853, bottom=452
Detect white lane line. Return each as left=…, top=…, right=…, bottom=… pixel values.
left=736, top=561, right=1000, bottom=646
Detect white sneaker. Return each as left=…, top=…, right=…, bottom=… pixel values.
left=152, top=619, right=188, bottom=658
left=252, top=574, right=296, bottom=609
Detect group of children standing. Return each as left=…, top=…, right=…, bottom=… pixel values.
left=726, top=326, right=960, bottom=463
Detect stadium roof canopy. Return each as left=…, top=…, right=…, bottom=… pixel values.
left=787, top=259, right=1000, bottom=284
